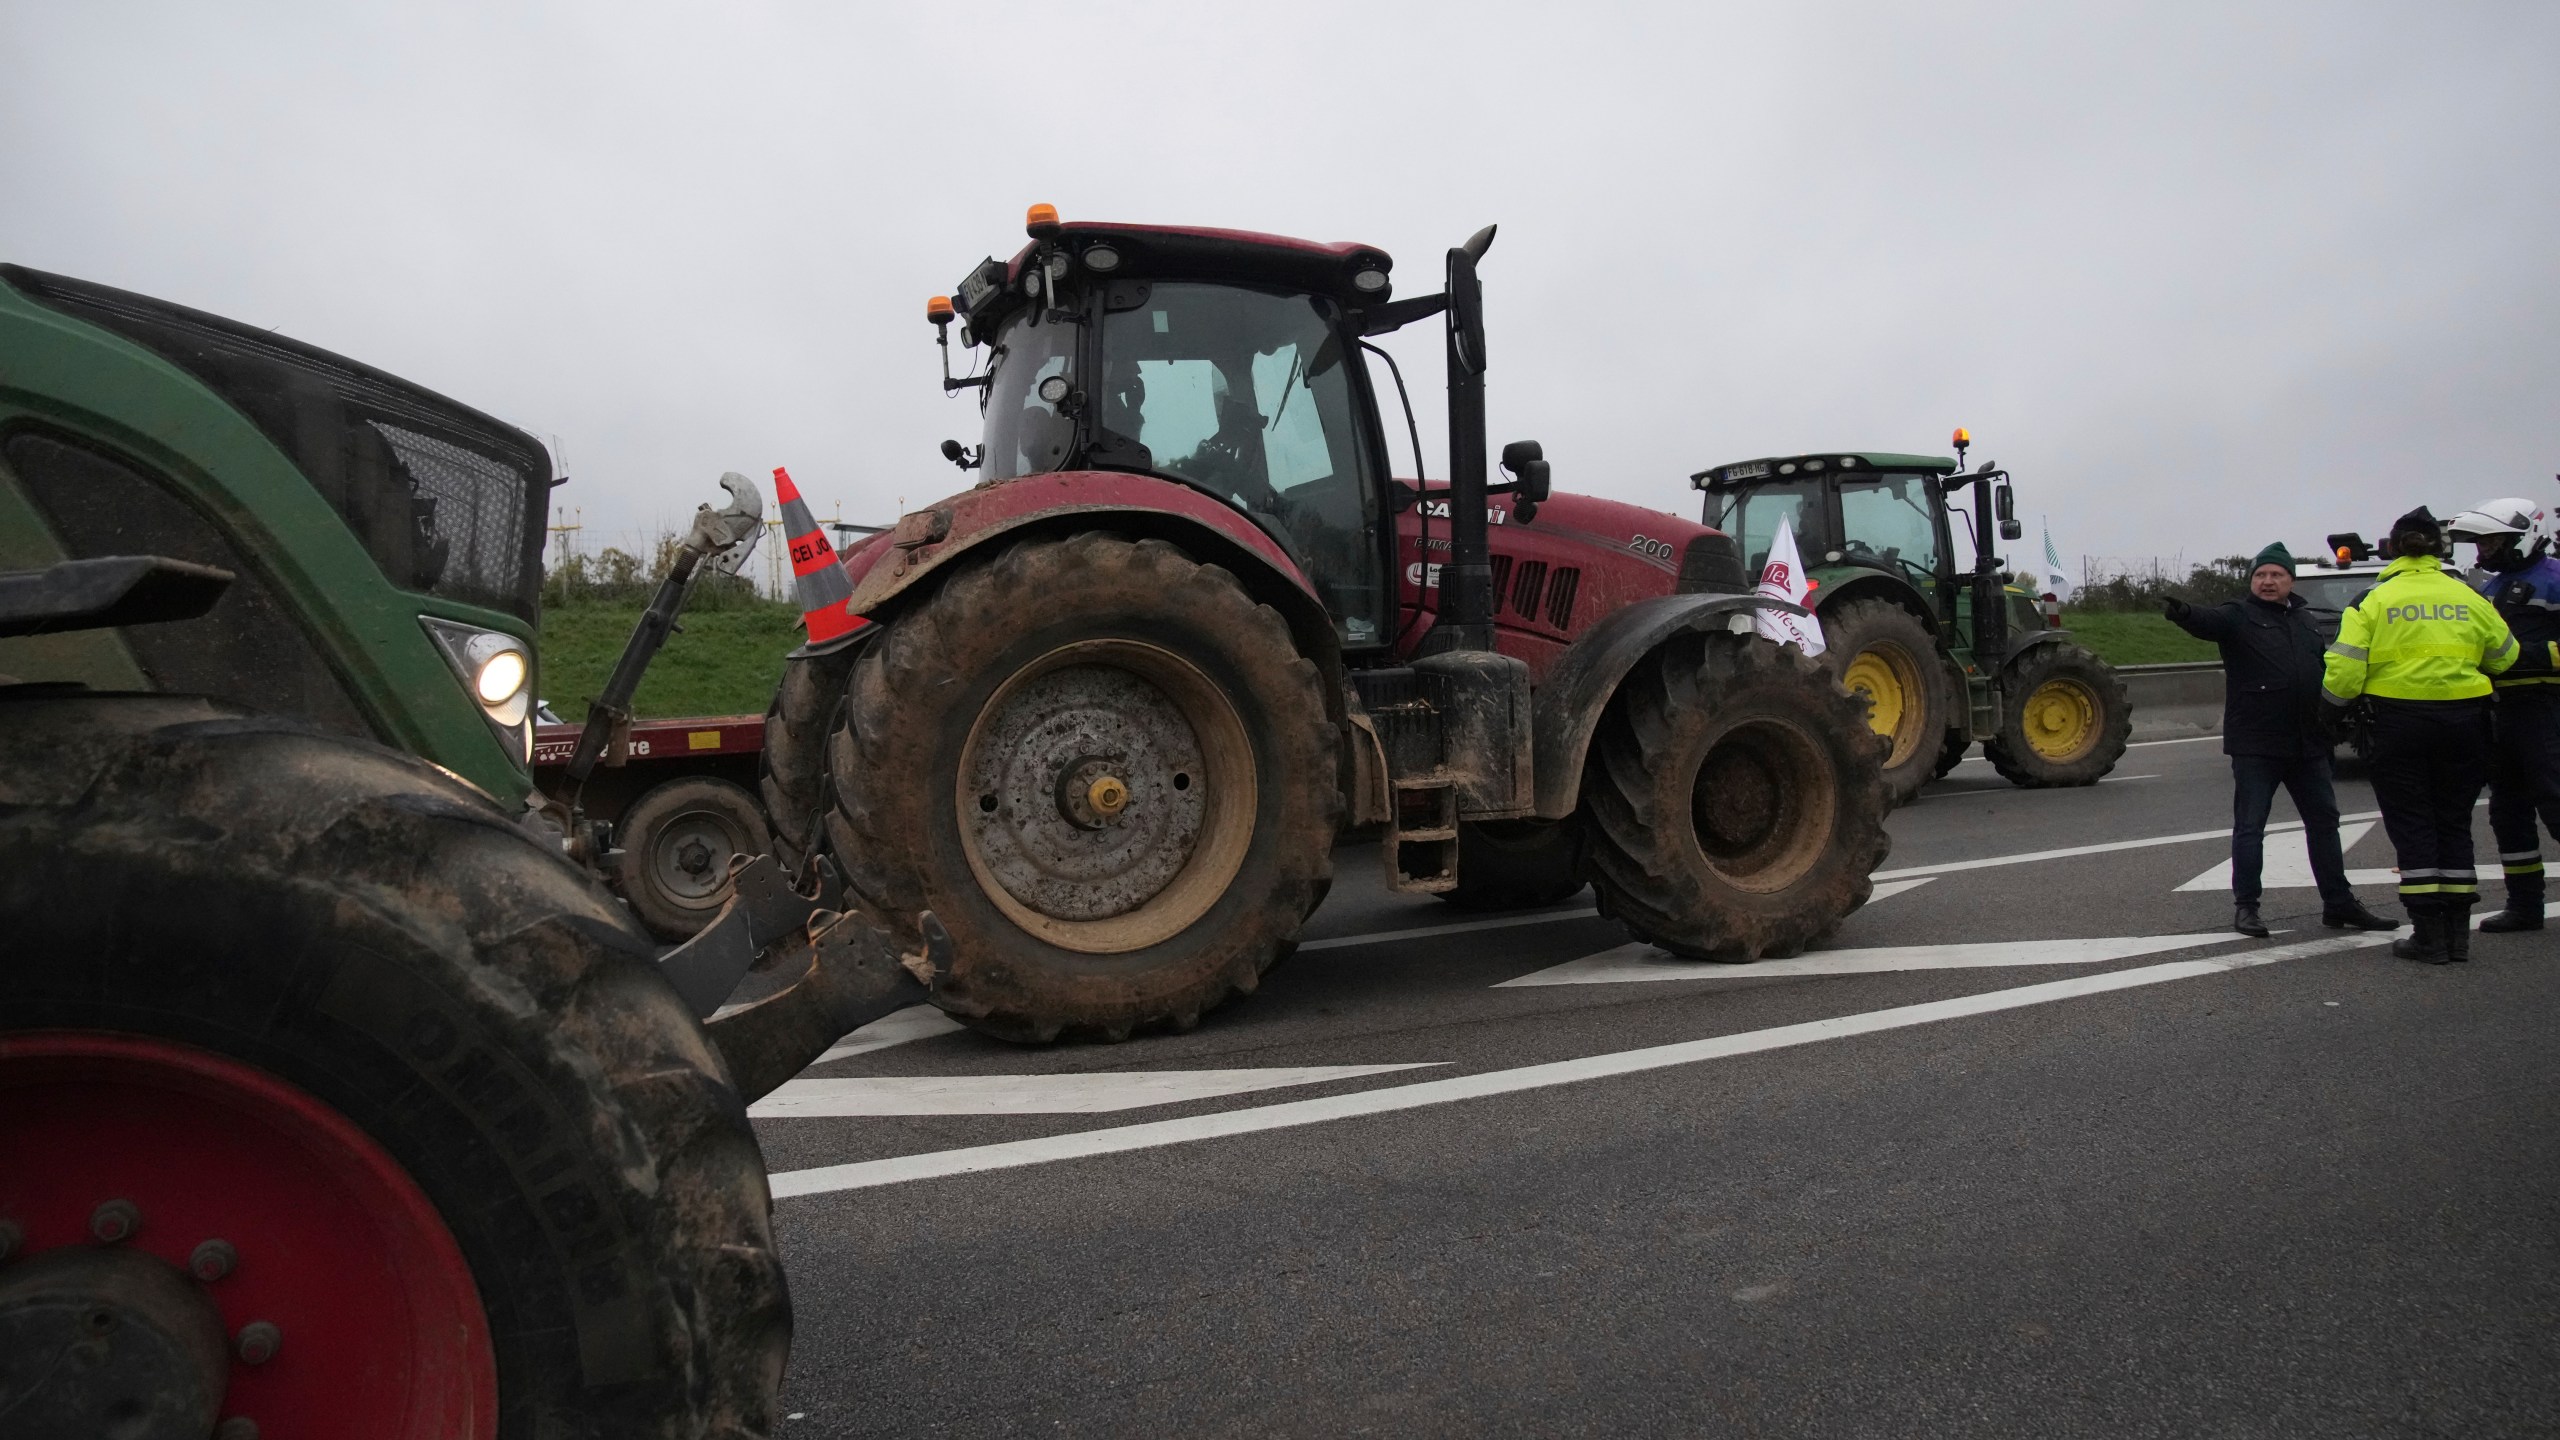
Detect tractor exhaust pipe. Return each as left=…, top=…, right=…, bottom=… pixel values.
left=1426, top=224, right=1499, bottom=655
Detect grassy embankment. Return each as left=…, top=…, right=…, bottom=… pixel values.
left=535, top=600, right=2221, bottom=722
left=537, top=599, right=805, bottom=722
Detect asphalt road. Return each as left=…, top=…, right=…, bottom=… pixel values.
left=753, top=736, right=2560, bottom=1437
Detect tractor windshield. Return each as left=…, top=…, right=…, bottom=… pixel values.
left=1094, top=283, right=1387, bottom=643
left=1713, top=478, right=1823, bottom=575
left=1837, top=473, right=1944, bottom=581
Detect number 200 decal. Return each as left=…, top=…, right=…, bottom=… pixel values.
left=1628, top=534, right=1675, bottom=559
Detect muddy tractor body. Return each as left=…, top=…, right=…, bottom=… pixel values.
left=1694, top=441, right=2132, bottom=805
left=764, top=212, right=1892, bottom=1043
left=0, top=267, right=927, bottom=1437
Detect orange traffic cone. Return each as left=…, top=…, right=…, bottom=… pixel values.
left=775, top=466, right=870, bottom=658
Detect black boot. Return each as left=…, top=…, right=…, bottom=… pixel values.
left=2322, top=898, right=2395, bottom=931
left=2233, top=903, right=2270, bottom=938
left=2392, top=910, right=2451, bottom=964
left=2445, top=905, right=2473, bottom=963
left=2481, top=900, right=2545, bottom=933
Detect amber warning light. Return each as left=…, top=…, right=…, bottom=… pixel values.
left=926, top=295, right=955, bottom=326
left=1025, top=202, right=1061, bottom=238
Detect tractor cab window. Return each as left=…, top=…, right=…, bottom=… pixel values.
left=980, top=316, right=1080, bottom=481
left=1094, top=283, right=1386, bottom=644
left=1836, top=473, right=1944, bottom=582
left=1714, top=479, right=1823, bottom=575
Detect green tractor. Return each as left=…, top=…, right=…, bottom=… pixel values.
left=1693, top=431, right=2131, bottom=805
left=0, top=265, right=928, bottom=1437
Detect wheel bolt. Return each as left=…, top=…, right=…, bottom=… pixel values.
left=190, top=1239, right=238, bottom=1282
left=234, top=1321, right=281, bottom=1365
left=0, top=1218, right=22, bottom=1261
left=89, top=1199, right=140, bottom=1244
left=215, top=1419, right=261, bottom=1440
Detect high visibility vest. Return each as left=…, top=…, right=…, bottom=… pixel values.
left=2322, top=554, right=2517, bottom=703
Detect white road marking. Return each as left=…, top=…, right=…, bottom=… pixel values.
left=1494, top=930, right=2251, bottom=987
left=1296, top=904, right=1600, bottom=952
left=1866, top=876, right=1937, bottom=904
left=806, top=1005, right=967, bottom=1066
left=767, top=928, right=2401, bottom=1198
left=1915, top=774, right=2156, bottom=802
left=750, top=1064, right=1440, bottom=1118
left=2173, top=821, right=2397, bottom=892
left=1875, top=810, right=2385, bottom=881
left=2126, top=735, right=2223, bottom=748
left=2104, top=774, right=2160, bottom=783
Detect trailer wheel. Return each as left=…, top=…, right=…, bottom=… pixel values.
left=1819, top=598, right=1945, bottom=808
left=1440, top=819, right=1586, bottom=911
left=0, top=694, right=787, bottom=1440
left=826, top=534, right=1338, bottom=1042
left=615, top=776, right=774, bottom=941
left=1583, top=633, right=1890, bottom=960
left=1983, top=643, right=2131, bottom=788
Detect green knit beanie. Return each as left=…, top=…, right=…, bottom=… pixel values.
left=2250, top=542, right=2296, bottom=578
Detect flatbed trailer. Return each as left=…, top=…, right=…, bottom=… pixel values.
left=533, top=712, right=775, bottom=938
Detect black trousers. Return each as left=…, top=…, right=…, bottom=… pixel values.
left=2489, top=685, right=2560, bottom=905
left=2229, top=753, right=2354, bottom=907
left=2367, top=697, right=2492, bottom=916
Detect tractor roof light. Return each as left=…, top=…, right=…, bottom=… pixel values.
left=1081, top=244, right=1121, bottom=272
left=1026, top=202, right=1061, bottom=239
left=1352, top=267, right=1390, bottom=293
left=926, top=294, right=955, bottom=326
left=1952, top=427, right=1971, bottom=447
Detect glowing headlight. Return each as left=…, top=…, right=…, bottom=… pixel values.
left=421, top=617, right=537, bottom=766
left=475, top=648, right=528, bottom=705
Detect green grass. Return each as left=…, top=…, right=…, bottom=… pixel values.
left=2060, top=609, right=2220, bottom=666
left=538, top=599, right=807, bottom=722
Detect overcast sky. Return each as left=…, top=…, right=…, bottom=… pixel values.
left=7, top=1, right=2553, bottom=578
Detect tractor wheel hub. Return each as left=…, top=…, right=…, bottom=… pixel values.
left=0, top=1246, right=231, bottom=1440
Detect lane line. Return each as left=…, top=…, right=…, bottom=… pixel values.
left=767, top=928, right=2399, bottom=1198
left=1875, top=810, right=2384, bottom=881
left=751, top=1064, right=1442, bottom=1118
left=2174, top=821, right=2395, bottom=893
left=2126, top=735, right=2222, bottom=748
left=1495, top=930, right=2252, bottom=987
left=1865, top=877, right=1936, bottom=904
left=1297, top=904, right=1600, bottom=952
left=806, top=1005, right=967, bottom=1066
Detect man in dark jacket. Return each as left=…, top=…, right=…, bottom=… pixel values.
left=2166, top=542, right=2395, bottom=936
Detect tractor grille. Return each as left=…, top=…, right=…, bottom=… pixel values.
left=1679, top=533, right=1748, bottom=594
left=3, top=265, right=551, bottom=622
left=1509, top=560, right=1548, bottom=618
left=1544, top=567, right=1581, bottom=629
left=1349, top=667, right=1449, bottom=775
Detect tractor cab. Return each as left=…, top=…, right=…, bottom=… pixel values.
left=933, top=218, right=1405, bottom=647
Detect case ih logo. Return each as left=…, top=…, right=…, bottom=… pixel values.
left=1761, top=561, right=1791, bottom=590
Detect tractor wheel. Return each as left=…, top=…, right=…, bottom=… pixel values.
left=1582, top=632, right=1891, bottom=960
left=0, top=693, right=787, bottom=1440
left=615, top=776, right=775, bottom=941
left=1819, top=598, right=1946, bottom=808
left=1439, top=819, right=1587, bottom=911
left=1930, top=727, right=1971, bottom=780
left=824, top=534, right=1338, bottom=1042
left=1983, top=643, right=2133, bottom=788
left=761, top=644, right=859, bottom=874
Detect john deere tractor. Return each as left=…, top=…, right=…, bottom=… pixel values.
left=0, top=265, right=926, bottom=1437
left=1693, top=433, right=2130, bottom=805
left=759, top=208, right=1893, bottom=1044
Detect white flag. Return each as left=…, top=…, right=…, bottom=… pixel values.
left=2041, top=520, right=2074, bottom=604
left=1753, top=515, right=1826, bottom=655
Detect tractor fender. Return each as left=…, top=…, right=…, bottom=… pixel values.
left=1530, top=592, right=1810, bottom=819
left=1811, top=570, right=1941, bottom=636
left=837, top=470, right=1349, bottom=742
left=2000, top=627, right=2072, bottom=670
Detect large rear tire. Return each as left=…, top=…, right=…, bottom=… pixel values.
left=824, top=534, right=1338, bottom=1042
left=1439, top=819, right=1587, bottom=911
left=0, top=693, right=788, bottom=1440
left=1582, top=633, right=1891, bottom=960
left=1819, top=598, right=1946, bottom=808
left=1983, top=643, right=2132, bottom=788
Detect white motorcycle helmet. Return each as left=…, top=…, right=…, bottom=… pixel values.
left=2445, top=496, right=2550, bottom=559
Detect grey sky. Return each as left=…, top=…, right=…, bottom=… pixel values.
left=7, top=2, right=2553, bottom=576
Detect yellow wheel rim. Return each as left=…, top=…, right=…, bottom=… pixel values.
left=1840, top=643, right=1927, bottom=767
left=2022, top=677, right=2101, bottom=762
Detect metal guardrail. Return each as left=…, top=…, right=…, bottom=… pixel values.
left=2116, top=659, right=2224, bottom=741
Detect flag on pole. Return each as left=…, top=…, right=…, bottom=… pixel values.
left=2040, top=518, right=2074, bottom=604
left=1753, top=515, right=1825, bottom=655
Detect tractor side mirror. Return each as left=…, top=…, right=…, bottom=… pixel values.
left=1995, top=482, right=2022, bottom=540
left=1498, top=439, right=1549, bottom=523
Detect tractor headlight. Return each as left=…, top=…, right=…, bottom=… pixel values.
left=422, top=617, right=536, bottom=764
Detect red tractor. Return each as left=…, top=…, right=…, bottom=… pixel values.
left=763, top=210, right=1891, bottom=1041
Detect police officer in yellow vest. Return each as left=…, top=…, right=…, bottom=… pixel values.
left=2322, top=506, right=2521, bottom=963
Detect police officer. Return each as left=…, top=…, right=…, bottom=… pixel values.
left=2165, top=542, right=2393, bottom=936
left=2446, top=497, right=2560, bottom=932
left=2322, top=506, right=2520, bottom=962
